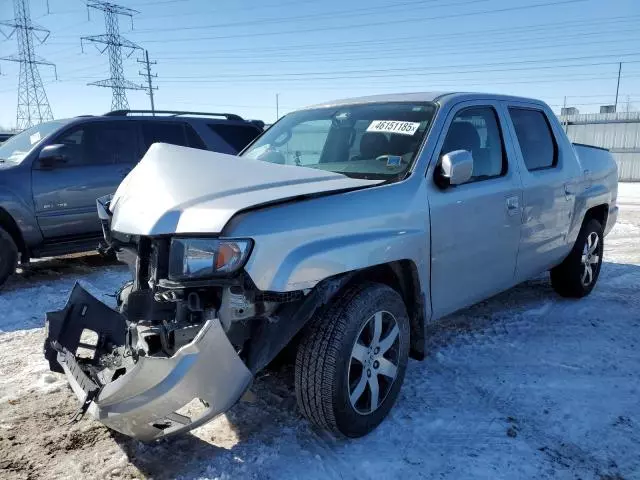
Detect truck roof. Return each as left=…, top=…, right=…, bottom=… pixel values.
left=303, top=91, right=547, bottom=110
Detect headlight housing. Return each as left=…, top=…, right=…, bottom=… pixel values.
left=168, top=238, right=253, bottom=280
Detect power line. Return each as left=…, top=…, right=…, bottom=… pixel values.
left=50, top=49, right=640, bottom=84
left=134, top=0, right=318, bottom=19
left=41, top=60, right=640, bottom=85
left=81, top=1, right=143, bottom=111
left=144, top=54, right=640, bottom=81
left=47, top=24, right=640, bottom=69
left=151, top=72, right=640, bottom=89
left=0, top=0, right=56, bottom=129
left=45, top=11, right=640, bottom=51
left=131, top=14, right=640, bottom=56
left=151, top=34, right=640, bottom=67
left=130, top=0, right=586, bottom=44
left=130, top=0, right=490, bottom=34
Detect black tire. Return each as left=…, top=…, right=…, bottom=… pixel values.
left=551, top=218, right=604, bottom=298
left=0, top=226, right=18, bottom=287
left=295, top=282, right=410, bottom=438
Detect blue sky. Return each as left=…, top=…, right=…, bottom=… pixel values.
left=1, top=0, right=639, bottom=128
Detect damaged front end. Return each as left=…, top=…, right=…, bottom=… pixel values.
left=44, top=283, right=251, bottom=441
left=43, top=197, right=306, bottom=442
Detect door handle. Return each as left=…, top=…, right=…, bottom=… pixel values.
left=564, top=183, right=575, bottom=198
left=506, top=195, right=520, bottom=215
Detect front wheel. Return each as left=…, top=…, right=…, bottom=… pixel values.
left=551, top=219, right=604, bottom=298
left=295, top=282, right=410, bottom=437
left=0, top=226, right=18, bottom=288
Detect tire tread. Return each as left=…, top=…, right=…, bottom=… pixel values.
left=295, top=282, right=408, bottom=436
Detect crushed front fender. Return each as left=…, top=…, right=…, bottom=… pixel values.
left=44, top=283, right=253, bottom=442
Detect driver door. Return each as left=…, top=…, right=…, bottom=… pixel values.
left=32, top=121, right=139, bottom=239
left=428, top=101, right=524, bottom=318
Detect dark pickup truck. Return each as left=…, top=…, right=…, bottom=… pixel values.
left=0, top=110, right=264, bottom=286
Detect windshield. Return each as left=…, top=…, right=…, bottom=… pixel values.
left=0, top=121, right=67, bottom=164
left=242, top=102, right=437, bottom=180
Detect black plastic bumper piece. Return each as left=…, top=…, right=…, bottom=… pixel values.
left=44, top=282, right=127, bottom=373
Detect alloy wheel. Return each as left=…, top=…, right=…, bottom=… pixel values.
left=348, top=310, right=401, bottom=415
left=580, top=231, right=600, bottom=287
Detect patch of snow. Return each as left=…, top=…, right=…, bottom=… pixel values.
left=0, top=186, right=639, bottom=479
left=0, top=256, right=129, bottom=333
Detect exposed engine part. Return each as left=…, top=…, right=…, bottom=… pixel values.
left=163, top=323, right=203, bottom=354
left=219, top=286, right=257, bottom=330
left=154, top=290, right=182, bottom=303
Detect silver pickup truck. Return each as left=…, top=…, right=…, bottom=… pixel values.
left=45, top=92, right=618, bottom=442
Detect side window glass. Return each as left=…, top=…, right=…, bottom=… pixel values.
left=56, top=127, right=85, bottom=166
left=142, top=122, right=187, bottom=152
left=208, top=123, right=262, bottom=153
left=185, top=124, right=207, bottom=150
left=509, top=108, right=558, bottom=171
left=85, top=123, right=137, bottom=165
left=441, top=106, right=506, bottom=182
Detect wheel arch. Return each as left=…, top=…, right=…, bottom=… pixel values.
left=244, top=260, right=427, bottom=373
left=0, top=207, right=28, bottom=261
left=338, top=260, right=426, bottom=360
left=584, top=203, right=608, bottom=230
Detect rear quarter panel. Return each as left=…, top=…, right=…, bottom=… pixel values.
left=570, top=144, right=618, bottom=239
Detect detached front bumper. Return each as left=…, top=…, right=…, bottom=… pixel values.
left=44, top=284, right=253, bottom=442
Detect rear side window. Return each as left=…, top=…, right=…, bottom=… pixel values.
left=185, top=124, right=207, bottom=149
left=509, top=108, right=558, bottom=171
left=141, top=122, right=188, bottom=151
left=208, top=123, right=262, bottom=152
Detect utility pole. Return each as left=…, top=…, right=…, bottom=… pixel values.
left=81, top=1, right=143, bottom=111
left=614, top=62, right=622, bottom=113
left=0, top=0, right=56, bottom=129
left=562, top=96, right=568, bottom=133
left=138, top=50, right=157, bottom=114
left=276, top=93, right=279, bottom=121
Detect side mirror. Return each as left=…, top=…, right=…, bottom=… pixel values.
left=437, top=149, right=473, bottom=187
left=38, top=144, right=68, bottom=168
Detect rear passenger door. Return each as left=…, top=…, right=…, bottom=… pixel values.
left=428, top=101, right=523, bottom=318
left=505, top=104, right=580, bottom=281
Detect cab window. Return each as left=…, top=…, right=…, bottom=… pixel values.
left=440, top=106, right=506, bottom=183
left=509, top=108, right=558, bottom=171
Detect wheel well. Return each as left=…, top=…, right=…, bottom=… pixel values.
left=344, top=261, right=426, bottom=360
left=0, top=208, right=27, bottom=261
left=585, top=204, right=608, bottom=229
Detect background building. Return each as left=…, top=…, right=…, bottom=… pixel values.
left=559, top=111, right=640, bottom=182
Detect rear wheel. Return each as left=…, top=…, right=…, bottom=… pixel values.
left=0, top=226, right=18, bottom=287
left=551, top=219, right=604, bottom=298
left=295, top=282, right=410, bottom=437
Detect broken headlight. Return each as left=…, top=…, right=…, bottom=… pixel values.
left=168, top=238, right=253, bottom=280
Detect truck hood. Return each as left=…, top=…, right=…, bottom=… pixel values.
left=110, top=143, right=382, bottom=235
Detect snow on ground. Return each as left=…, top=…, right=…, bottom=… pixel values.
left=1, top=187, right=639, bottom=480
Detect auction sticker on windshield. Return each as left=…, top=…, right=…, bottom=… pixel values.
left=367, top=120, right=420, bottom=136
left=29, top=132, right=41, bottom=145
